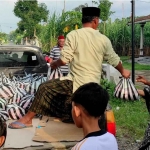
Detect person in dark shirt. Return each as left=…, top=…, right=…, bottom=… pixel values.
left=136, top=76, right=150, bottom=150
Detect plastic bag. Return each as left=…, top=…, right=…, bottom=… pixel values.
left=114, top=78, right=139, bottom=100
left=47, top=66, right=63, bottom=80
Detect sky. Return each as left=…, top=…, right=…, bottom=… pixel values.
left=0, top=0, right=150, bottom=34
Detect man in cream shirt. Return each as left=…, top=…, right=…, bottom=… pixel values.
left=8, top=7, right=130, bottom=129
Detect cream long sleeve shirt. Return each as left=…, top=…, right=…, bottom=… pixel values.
left=60, top=27, right=120, bottom=92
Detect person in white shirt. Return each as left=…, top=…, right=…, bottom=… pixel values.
left=71, top=82, right=118, bottom=150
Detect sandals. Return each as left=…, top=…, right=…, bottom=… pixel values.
left=8, top=121, right=33, bottom=129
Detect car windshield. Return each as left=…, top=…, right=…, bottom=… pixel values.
left=0, top=51, right=39, bottom=67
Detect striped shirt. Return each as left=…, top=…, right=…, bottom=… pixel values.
left=71, top=130, right=118, bottom=150
left=50, top=46, right=69, bottom=74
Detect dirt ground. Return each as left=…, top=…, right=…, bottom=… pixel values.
left=117, top=137, right=140, bottom=150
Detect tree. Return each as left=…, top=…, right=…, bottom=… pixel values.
left=38, top=12, right=60, bottom=51
left=14, top=0, right=49, bottom=38
left=8, top=30, right=24, bottom=44
left=73, top=3, right=88, bottom=12
left=93, top=0, right=114, bottom=34
left=0, top=32, right=8, bottom=44
left=37, top=11, right=82, bottom=52
left=61, top=11, right=82, bottom=36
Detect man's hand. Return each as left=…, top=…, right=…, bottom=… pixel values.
left=50, top=59, right=66, bottom=69
left=115, top=61, right=130, bottom=78
left=121, top=69, right=131, bottom=78
left=50, top=60, right=58, bottom=69
left=137, top=89, right=145, bottom=96
left=136, top=76, right=148, bottom=84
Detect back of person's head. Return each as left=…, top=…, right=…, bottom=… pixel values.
left=72, top=82, right=109, bottom=119
left=82, top=7, right=100, bottom=24
left=82, top=16, right=98, bottom=24
left=0, top=118, right=7, bottom=148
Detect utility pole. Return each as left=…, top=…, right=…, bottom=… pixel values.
left=131, top=0, right=135, bottom=84
left=62, top=0, right=65, bottom=14
left=64, top=0, right=65, bottom=13
left=122, top=3, right=124, bottom=18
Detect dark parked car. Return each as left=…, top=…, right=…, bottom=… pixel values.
left=0, top=45, right=48, bottom=76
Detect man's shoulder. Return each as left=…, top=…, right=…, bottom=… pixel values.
left=69, top=28, right=87, bottom=34
left=99, top=32, right=110, bottom=41
left=66, top=28, right=87, bottom=39
left=72, top=132, right=117, bottom=150
left=68, top=28, right=110, bottom=39
left=67, top=30, right=78, bottom=36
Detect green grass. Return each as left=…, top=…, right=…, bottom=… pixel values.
left=123, top=62, right=150, bottom=70
left=120, top=56, right=150, bottom=70
left=101, top=79, right=150, bottom=140
left=120, top=56, right=130, bottom=62
left=110, top=99, right=149, bottom=140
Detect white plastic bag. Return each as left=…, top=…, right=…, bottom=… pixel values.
left=47, top=66, right=63, bottom=80
left=114, top=78, right=139, bottom=100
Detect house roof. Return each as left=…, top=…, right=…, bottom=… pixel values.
left=128, top=15, right=150, bottom=25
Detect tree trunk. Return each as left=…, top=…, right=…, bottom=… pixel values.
left=122, top=47, right=125, bottom=56
left=25, top=37, right=28, bottom=45
left=34, top=28, right=37, bottom=37
left=103, top=21, right=106, bottom=34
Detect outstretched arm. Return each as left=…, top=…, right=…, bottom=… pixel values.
left=136, top=76, right=150, bottom=86
left=104, top=38, right=130, bottom=78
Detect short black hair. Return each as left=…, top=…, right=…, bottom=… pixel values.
left=72, top=82, right=109, bottom=117
left=0, top=118, right=7, bottom=147
left=82, top=16, right=98, bottom=24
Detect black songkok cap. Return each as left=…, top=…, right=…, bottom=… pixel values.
left=82, top=7, right=100, bottom=17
